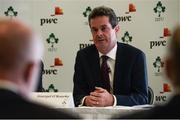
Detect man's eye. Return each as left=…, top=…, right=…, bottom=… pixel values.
left=101, top=27, right=106, bottom=31
left=101, top=27, right=108, bottom=32
left=91, top=29, right=97, bottom=33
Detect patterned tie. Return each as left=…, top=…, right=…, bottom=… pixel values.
left=100, top=55, right=111, bottom=92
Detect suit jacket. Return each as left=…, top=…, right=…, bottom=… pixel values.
left=118, top=94, right=180, bottom=119
left=0, top=89, right=79, bottom=119
left=73, top=42, right=148, bottom=107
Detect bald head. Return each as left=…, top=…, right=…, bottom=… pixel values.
left=0, top=19, right=43, bottom=71
left=170, top=26, right=180, bottom=67
left=171, top=26, right=180, bottom=49
left=0, top=18, right=43, bottom=94
left=166, top=26, right=180, bottom=86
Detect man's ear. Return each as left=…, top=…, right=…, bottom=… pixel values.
left=114, top=25, right=120, bottom=33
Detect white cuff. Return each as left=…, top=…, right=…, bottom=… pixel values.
left=112, top=95, right=117, bottom=106
left=78, top=96, right=87, bottom=107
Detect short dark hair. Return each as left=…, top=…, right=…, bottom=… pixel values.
left=88, top=6, right=118, bottom=28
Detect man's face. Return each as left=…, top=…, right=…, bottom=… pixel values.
left=90, top=16, right=119, bottom=54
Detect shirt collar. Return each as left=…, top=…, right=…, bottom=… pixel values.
left=99, top=43, right=117, bottom=60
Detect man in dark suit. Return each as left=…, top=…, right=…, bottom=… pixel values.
left=0, top=18, right=79, bottom=118
left=73, top=6, right=148, bottom=107
left=115, top=26, right=180, bottom=119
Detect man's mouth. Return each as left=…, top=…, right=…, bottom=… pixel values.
left=97, top=38, right=105, bottom=41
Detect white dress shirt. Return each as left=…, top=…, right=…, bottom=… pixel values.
left=99, top=43, right=117, bottom=94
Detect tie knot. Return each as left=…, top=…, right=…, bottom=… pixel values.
left=101, top=55, right=109, bottom=62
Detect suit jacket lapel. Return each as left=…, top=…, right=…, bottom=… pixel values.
left=89, top=46, right=101, bottom=90
left=113, top=43, right=124, bottom=94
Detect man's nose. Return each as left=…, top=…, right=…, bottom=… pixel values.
left=96, top=29, right=103, bottom=36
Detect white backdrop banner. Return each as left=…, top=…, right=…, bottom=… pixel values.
left=0, top=0, right=180, bottom=105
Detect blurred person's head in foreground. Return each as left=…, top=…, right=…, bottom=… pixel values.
left=0, top=18, right=43, bottom=97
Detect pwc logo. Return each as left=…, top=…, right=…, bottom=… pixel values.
left=4, top=6, right=18, bottom=19
left=79, top=38, right=93, bottom=50
left=160, top=83, right=171, bottom=94
left=150, top=28, right=171, bottom=49
left=46, top=33, right=59, bottom=52
left=153, top=56, right=164, bottom=76
left=40, top=6, right=63, bottom=26
left=160, top=28, right=171, bottom=38
left=155, top=83, right=171, bottom=102
left=43, top=58, right=62, bottom=75
left=51, top=7, right=63, bottom=16
left=126, top=3, right=136, bottom=14
left=50, top=58, right=63, bottom=67
left=117, top=3, right=136, bottom=22
left=153, top=1, right=166, bottom=21
left=79, top=43, right=93, bottom=50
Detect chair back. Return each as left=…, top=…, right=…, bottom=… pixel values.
left=148, top=86, right=154, bottom=104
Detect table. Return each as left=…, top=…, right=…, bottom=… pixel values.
left=58, top=105, right=152, bottom=119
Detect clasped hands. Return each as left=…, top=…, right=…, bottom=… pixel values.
left=84, top=87, right=114, bottom=107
